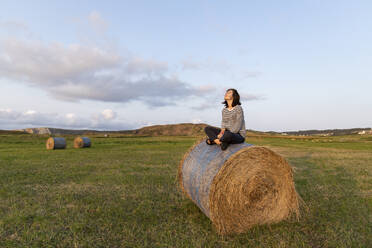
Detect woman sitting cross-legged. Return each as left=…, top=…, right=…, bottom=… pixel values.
left=204, top=88, right=246, bottom=151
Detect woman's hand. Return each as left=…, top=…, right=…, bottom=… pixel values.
left=217, top=129, right=225, bottom=139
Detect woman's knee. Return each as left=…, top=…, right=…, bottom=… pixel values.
left=220, top=131, right=232, bottom=141
left=231, top=135, right=245, bottom=144
left=204, top=126, right=215, bottom=135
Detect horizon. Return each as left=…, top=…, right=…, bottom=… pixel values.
left=1, top=1, right=371, bottom=132
left=3, top=123, right=372, bottom=134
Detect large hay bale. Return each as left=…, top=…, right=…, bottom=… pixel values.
left=46, top=137, right=66, bottom=150
left=73, top=137, right=91, bottom=148
left=178, top=139, right=300, bottom=235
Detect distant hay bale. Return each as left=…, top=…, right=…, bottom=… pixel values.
left=178, top=139, right=300, bottom=235
left=46, top=137, right=66, bottom=150
left=73, top=137, right=91, bottom=148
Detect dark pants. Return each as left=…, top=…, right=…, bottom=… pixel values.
left=204, top=126, right=245, bottom=144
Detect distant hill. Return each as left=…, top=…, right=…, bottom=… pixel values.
left=0, top=130, right=27, bottom=135
left=14, top=127, right=105, bottom=135
left=8, top=125, right=372, bottom=137
left=282, top=128, right=372, bottom=136
left=131, top=123, right=207, bottom=136
left=14, top=124, right=208, bottom=136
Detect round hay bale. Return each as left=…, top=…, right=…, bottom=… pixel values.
left=178, top=139, right=300, bottom=235
left=73, top=137, right=91, bottom=148
left=46, top=137, right=66, bottom=150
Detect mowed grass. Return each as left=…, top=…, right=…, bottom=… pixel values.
left=0, top=134, right=371, bottom=247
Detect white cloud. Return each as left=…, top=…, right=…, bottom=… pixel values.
left=65, top=113, right=76, bottom=119
left=101, top=109, right=116, bottom=120
left=190, top=90, right=264, bottom=111
left=0, top=108, right=19, bottom=120
left=239, top=70, right=261, bottom=79
left=191, top=118, right=203, bottom=124
left=180, top=57, right=261, bottom=80
left=181, top=58, right=231, bottom=72
left=181, top=59, right=200, bottom=70
left=65, top=113, right=77, bottom=125
left=240, top=93, right=265, bottom=101
left=0, top=108, right=12, bottom=113
left=0, top=38, right=121, bottom=82
left=88, top=11, right=108, bottom=33
left=0, top=108, right=136, bottom=130
left=125, top=57, right=168, bottom=75
left=190, top=101, right=220, bottom=111
left=0, top=37, right=215, bottom=107
left=0, top=20, right=29, bottom=32
left=25, top=110, right=37, bottom=115
left=90, top=110, right=128, bottom=130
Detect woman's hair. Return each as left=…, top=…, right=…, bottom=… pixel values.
left=222, top=88, right=241, bottom=107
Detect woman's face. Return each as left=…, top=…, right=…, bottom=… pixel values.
left=224, top=90, right=233, bottom=100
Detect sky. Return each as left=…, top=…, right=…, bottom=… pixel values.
left=0, top=0, right=371, bottom=132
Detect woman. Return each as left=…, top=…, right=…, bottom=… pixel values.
left=204, top=88, right=246, bottom=150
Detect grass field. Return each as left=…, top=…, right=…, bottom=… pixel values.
left=0, top=133, right=371, bottom=247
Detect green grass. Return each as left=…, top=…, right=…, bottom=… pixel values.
left=0, top=134, right=371, bottom=247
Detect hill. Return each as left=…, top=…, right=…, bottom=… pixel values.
left=9, top=124, right=372, bottom=137
left=131, top=123, right=207, bottom=136
left=0, top=130, right=26, bottom=135
left=13, top=124, right=209, bottom=136
left=282, top=128, right=372, bottom=136
left=14, top=127, right=105, bottom=135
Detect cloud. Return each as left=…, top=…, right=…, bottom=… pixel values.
left=190, top=90, right=264, bottom=111
left=180, top=57, right=261, bottom=80
left=0, top=108, right=135, bottom=130
left=88, top=11, right=108, bottom=33
left=191, top=118, right=203, bottom=124
left=190, top=101, right=220, bottom=111
left=239, top=70, right=261, bottom=79
left=101, top=109, right=117, bottom=120
left=0, top=38, right=121, bottom=82
left=181, top=58, right=231, bottom=72
left=125, top=57, right=168, bottom=75
left=240, top=93, right=265, bottom=101
left=181, top=59, right=200, bottom=70
left=0, top=37, right=215, bottom=107
left=0, top=20, right=29, bottom=32
left=91, top=109, right=123, bottom=129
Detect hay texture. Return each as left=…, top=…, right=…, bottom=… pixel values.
left=178, top=139, right=300, bottom=235
left=46, top=137, right=66, bottom=150
left=73, top=137, right=91, bottom=148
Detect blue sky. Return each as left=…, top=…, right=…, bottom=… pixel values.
left=0, top=0, right=371, bottom=131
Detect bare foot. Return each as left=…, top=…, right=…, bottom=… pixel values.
left=214, top=139, right=221, bottom=145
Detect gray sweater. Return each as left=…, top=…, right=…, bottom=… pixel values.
left=221, top=105, right=246, bottom=137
